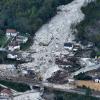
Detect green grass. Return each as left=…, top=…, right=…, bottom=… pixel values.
left=0, top=36, right=7, bottom=47
left=96, top=51, right=100, bottom=56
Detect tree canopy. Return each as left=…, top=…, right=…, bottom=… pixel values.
left=0, top=0, right=72, bottom=35
left=76, top=0, right=100, bottom=49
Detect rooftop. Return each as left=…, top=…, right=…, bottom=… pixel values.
left=1, top=88, right=12, bottom=95
left=6, top=29, right=16, bottom=33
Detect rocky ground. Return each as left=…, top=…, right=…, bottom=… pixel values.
left=20, top=0, right=95, bottom=82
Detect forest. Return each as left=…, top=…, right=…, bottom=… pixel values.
left=0, top=0, right=72, bottom=35
left=76, top=0, right=100, bottom=55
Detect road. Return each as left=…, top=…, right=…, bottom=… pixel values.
left=0, top=74, right=100, bottom=99
left=42, top=82, right=100, bottom=98
left=72, top=63, right=100, bottom=76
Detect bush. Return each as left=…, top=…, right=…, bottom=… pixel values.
left=0, top=0, right=73, bottom=35
left=0, top=80, right=30, bottom=92
left=76, top=0, right=100, bottom=50
left=74, top=73, right=92, bottom=80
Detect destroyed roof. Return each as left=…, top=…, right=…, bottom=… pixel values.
left=6, top=29, right=16, bottom=33
left=9, top=41, right=19, bottom=46
left=1, top=88, right=12, bottom=95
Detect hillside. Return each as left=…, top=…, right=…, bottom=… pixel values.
left=76, top=0, right=100, bottom=55
left=0, top=0, right=73, bottom=35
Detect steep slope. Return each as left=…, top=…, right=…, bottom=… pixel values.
left=21, top=0, right=95, bottom=81
left=76, top=0, right=100, bottom=55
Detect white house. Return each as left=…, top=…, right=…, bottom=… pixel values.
left=21, top=69, right=28, bottom=76
left=7, top=53, right=18, bottom=59
left=16, top=36, right=28, bottom=43
left=94, top=77, right=100, bottom=83
left=54, top=52, right=61, bottom=56
left=64, top=43, right=73, bottom=50
left=68, top=78, right=75, bottom=83
left=6, top=29, right=18, bottom=39
left=8, top=45, right=20, bottom=51
left=73, top=44, right=81, bottom=52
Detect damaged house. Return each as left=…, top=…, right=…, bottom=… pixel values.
left=6, top=29, right=18, bottom=39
